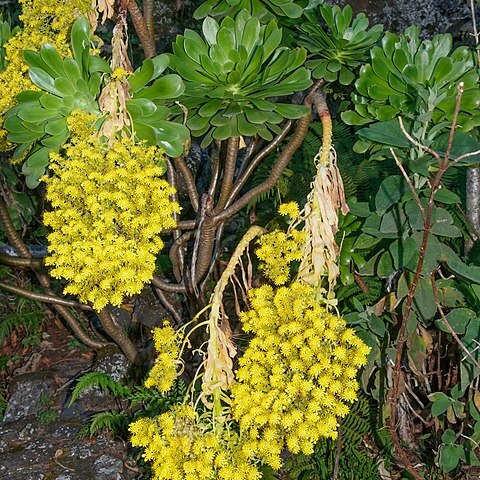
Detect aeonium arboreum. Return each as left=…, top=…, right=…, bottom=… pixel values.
left=341, top=26, right=480, bottom=154
left=298, top=3, right=383, bottom=85
left=3, top=16, right=109, bottom=188
left=169, top=10, right=312, bottom=146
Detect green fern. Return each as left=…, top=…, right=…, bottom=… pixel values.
left=0, top=307, right=44, bottom=346
left=68, top=371, right=131, bottom=406
left=80, top=410, right=130, bottom=437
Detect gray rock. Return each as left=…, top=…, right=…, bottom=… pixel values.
left=3, top=372, right=54, bottom=422
left=93, top=454, right=124, bottom=479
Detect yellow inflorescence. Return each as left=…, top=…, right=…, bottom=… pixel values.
left=129, top=406, right=262, bottom=480
left=43, top=113, right=179, bottom=311
left=278, top=201, right=300, bottom=219
left=145, top=322, right=183, bottom=393
left=0, top=0, right=91, bottom=148
left=231, top=281, right=370, bottom=469
left=255, top=229, right=307, bottom=285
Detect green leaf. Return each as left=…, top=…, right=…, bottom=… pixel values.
left=377, top=251, right=394, bottom=278
left=375, top=176, right=408, bottom=212
left=412, top=277, right=437, bottom=323
left=435, top=308, right=476, bottom=335
left=389, top=236, right=416, bottom=269
left=441, top=429, right=456, bottom=444
left=429, top=392, right=452, bottom=416
left=28, top=67, right=61, bottom=96
left=357, top=120, right=411, bottom=148
left=70, top=16, right=90, bottom=76
left=135, top=74, right=185, bottom=100
left=129, top=59, right=154, bottom=92
left=439, top=444, right=464, bottom=472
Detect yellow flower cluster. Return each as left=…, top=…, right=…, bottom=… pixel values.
left=231, top=281, right=370, bottom=469
left=256, top=229, right=307, bottom=285
left=43, top=112, right=179, bottom=311
left=0, top=0, right=91, bottom=148
left=278, top=201, right=301, bottom=219
left=129, top=405, right=262, bottom=480
left=145, top=322, right=183, bottom=393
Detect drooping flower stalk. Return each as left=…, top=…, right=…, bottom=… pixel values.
left=296, top=92, right=349, bottom=304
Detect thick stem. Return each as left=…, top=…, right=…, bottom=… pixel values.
left=0, top=196, right=31, bottom=257
left=143, top=0, right=155, bottom=40
left=174, top=156, right=199, bottom=212
left=213, top=137, right=240, bottom=214
left=0, top=252, right=43, bottom=269
left=127, top=0, right=156, bottom=58
left=214, top=112, right=311, bottom=225
left=167, top=159, right=184, bottom=282
left=152, top=273, right=187, bottom=293
left=97, top=308, right=138, bottom=362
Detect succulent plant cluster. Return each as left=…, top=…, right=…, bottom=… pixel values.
left=299, top=4, right=383, bottom=85
left=341, top=26, right=480, bottom=131
left=169, top=10, right=312, bottom=146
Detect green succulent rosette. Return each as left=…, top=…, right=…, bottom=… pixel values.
left=299, top=4, right=383, bottom=85
left=341, top=26, right=480, bottom=152
left=169, top=10, right=312, bottom=146
left=4, top=17, right=109, bottom=187
left=126, top=54, right=189, bottom=158
left=194, top=0, right=303, bottom=22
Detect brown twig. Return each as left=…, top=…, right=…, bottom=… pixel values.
left=0, top=281, right=93, bottom=311
left=154, top=287, right=183, bottom=325
left=332, top=421, right=343, bottom=480
left=391, top=148, right=426, bottom=221
left=388, top=84, right=467, bottom=480
left=398, top=117, right=442, bottom=163
left=97, top=308, right=138, bottom=362
left=127, top=0, right=156, bottom=58
left=174, top=156, right=199, bottom=212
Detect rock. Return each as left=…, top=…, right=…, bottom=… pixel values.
left=3, top=372, right=55, bottom=423
left=93, top=454, right=124, bottom=479
left=332, top=0, right=475, bottom=36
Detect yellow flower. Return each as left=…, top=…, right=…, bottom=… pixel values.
left=129, top=406, right=262, bottom=480
left=278, top=201, right=300, bottom=219
left=255, top=230, right=307, bottom=285
left=231, top=281, right=371, bottom=468
left=43, top=113, right=180, bottom=311
left=0, top=0, right=91, bottom=150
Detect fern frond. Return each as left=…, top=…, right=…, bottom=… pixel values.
left=0, top=309, right=43, bottom=345
left=69, top=371, right=131, bottom=406
left=82, top=410, right=129, bottom=437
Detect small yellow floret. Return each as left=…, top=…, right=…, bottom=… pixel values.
left=278, top=202, right=300, bottom=219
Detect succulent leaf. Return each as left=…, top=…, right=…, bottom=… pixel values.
left=170, top=10, right=311, bottom=145
left=194, top=0, right=303, bottom=22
